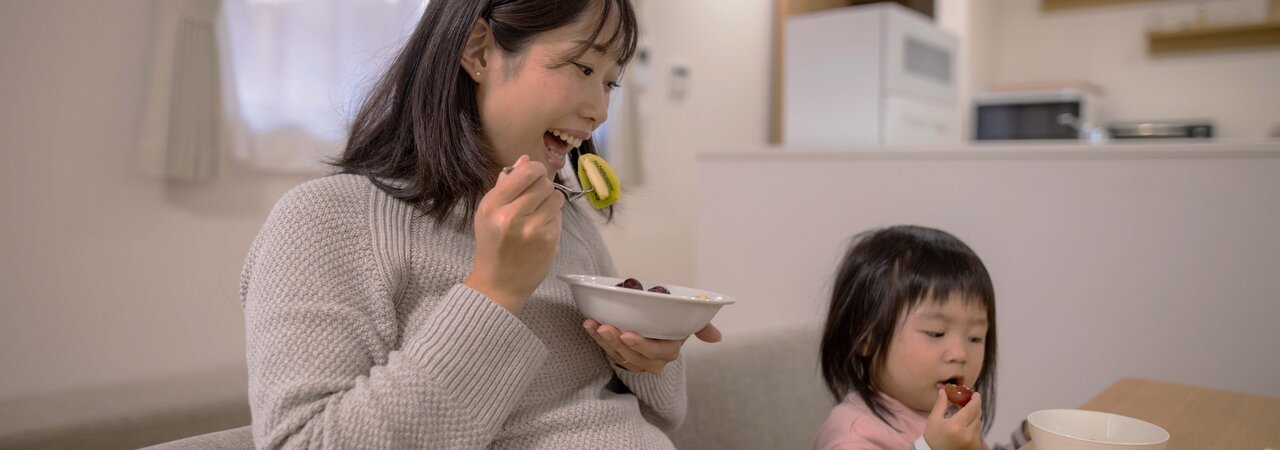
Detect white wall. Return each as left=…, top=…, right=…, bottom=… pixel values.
left=693, top=142, right=1280, bottom=441
left=986, top=0, right=1280, bottom=138
left=0, top=0, right=304, bottom=401
left=938, top=0, right=997, bottom=140
left=598, top=0, right=774, bottom=286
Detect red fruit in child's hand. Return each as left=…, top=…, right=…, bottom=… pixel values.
left=945, top=384, right=974, bottom=407
left=647, top=286, right=670, bottom=294
left=616, top=278, right=643, bottom=290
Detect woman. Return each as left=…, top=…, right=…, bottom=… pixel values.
left=240, top=0, right=719, bottom=448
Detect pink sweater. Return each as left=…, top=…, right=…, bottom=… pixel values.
left=814, top=392, right=999, bottom=450
left=814, top=392, right=929, bottom=449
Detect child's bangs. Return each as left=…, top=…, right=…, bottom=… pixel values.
left=893, top=249, right=995, bottom=315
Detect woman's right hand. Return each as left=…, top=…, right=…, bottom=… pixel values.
left=465, top=155, right=565, bottom=315
left=923, top=388, right=984, bottom=450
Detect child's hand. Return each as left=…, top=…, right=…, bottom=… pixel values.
left=923, top=387, right=984, bottom=450
left=465, top=155, right=564, bottom=314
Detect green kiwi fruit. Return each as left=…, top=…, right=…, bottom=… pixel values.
left=576, top=153, right=620, bottom=209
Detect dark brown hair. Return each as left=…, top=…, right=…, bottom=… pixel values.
left=333, top=0, right=637, bottom=225
left=819, top=225, right=998, bottom=435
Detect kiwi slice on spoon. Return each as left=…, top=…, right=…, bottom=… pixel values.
left=576, top=153, right=620, bottom=209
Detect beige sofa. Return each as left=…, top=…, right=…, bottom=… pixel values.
left=2, top=325, right=833, bottom=450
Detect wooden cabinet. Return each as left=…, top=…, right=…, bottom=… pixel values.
left=1039, top=0, right=1280, bottom=54
left=1148, top=21, right=1280, bottom=54
left=1041, top=0, right=1153, bottom=10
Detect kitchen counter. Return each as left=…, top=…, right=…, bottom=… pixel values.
left=699, top=139, right=1280, bottom=162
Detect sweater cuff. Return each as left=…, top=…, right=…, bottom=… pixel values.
left=617, top=356, right=685, bottom=406
left=403, top=284, right=547, bottom=417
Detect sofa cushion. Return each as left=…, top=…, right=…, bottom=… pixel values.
left=99, top=324, right=834, bottom=449
left=669, top=323, right=834, bottom=450
left=140, top=425, right=252, bottom=450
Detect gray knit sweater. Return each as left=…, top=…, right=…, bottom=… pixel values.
left=240, top=174, right=685, bottom=449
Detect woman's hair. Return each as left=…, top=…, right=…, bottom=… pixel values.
left=333, top=0, right=638, bottom=225
left=819, top=225, right=997, bottom=434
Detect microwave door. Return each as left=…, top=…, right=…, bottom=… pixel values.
left=977, top=103, right=1080, bottom=140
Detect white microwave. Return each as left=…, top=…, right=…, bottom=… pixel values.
left=974, top=88, right=1104, bottom=140
left=784, top=3, right=959, bottom=147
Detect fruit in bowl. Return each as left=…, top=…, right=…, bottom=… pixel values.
left=559, top=274, right=735, bottom=340
left=1027, top=409, right=1169, bottom=450
left=612, top=278, right=685, bottom=297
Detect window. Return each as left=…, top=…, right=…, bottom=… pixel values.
left=217, top=0, right=427, bottom=172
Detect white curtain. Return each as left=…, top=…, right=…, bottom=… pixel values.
left=216, top=0, right=427, bottom=173
left=137, top=0, right=222, bottom=182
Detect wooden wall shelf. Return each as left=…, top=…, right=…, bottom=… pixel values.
left=1148, top=21, right=1280, bottom=53
left=1042, top=0, right=1154, bottom=11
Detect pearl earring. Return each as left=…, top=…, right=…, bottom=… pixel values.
left=475, top=71, right=480, bottom=77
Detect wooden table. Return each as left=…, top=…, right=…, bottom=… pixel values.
left=1020, top=378, right=1280, bottom=450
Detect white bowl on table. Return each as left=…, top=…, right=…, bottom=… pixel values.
left=1027, top=409, right=1170, bottom=450
left=559, top=274, right=735, bottom=340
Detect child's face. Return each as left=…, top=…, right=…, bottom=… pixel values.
left=875, top=294, right=988, bottom=412
left=475, top=4, right=621, bottom=178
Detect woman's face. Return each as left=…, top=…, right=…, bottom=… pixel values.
left=474, top=6, right=622, bottom=178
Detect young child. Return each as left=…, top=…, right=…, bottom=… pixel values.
left=813, top=225, right=1029, bottom=450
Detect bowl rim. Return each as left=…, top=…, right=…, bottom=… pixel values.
left=1027, top=409, right=1170, bottom=446
left=558, top=274, right=737, bottom=305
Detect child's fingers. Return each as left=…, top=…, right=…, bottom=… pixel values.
left=928, top=387, right=950, bottom=422
left=954, top=392, right=983, bottom=426
left=967, top=401, right=984, bottom=444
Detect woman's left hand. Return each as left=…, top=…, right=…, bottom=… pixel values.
left=582, top=319, right=722, bottom=374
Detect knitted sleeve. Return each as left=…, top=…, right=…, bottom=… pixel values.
left=617, top=359, right=687, bottom=431
left=241, top=178, right=548, bottom=449
left=571, top=206, right=689, bottom=431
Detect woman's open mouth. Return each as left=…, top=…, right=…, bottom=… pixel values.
left=543, top=129, right=585, bottom=172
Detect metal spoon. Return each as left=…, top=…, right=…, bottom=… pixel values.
left=501, top=166, right=594, bottom=201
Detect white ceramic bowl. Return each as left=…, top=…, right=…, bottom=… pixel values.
left=559, top=274, right=735, bottom=340
left=1027, top=409, right=1170, bottom=450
